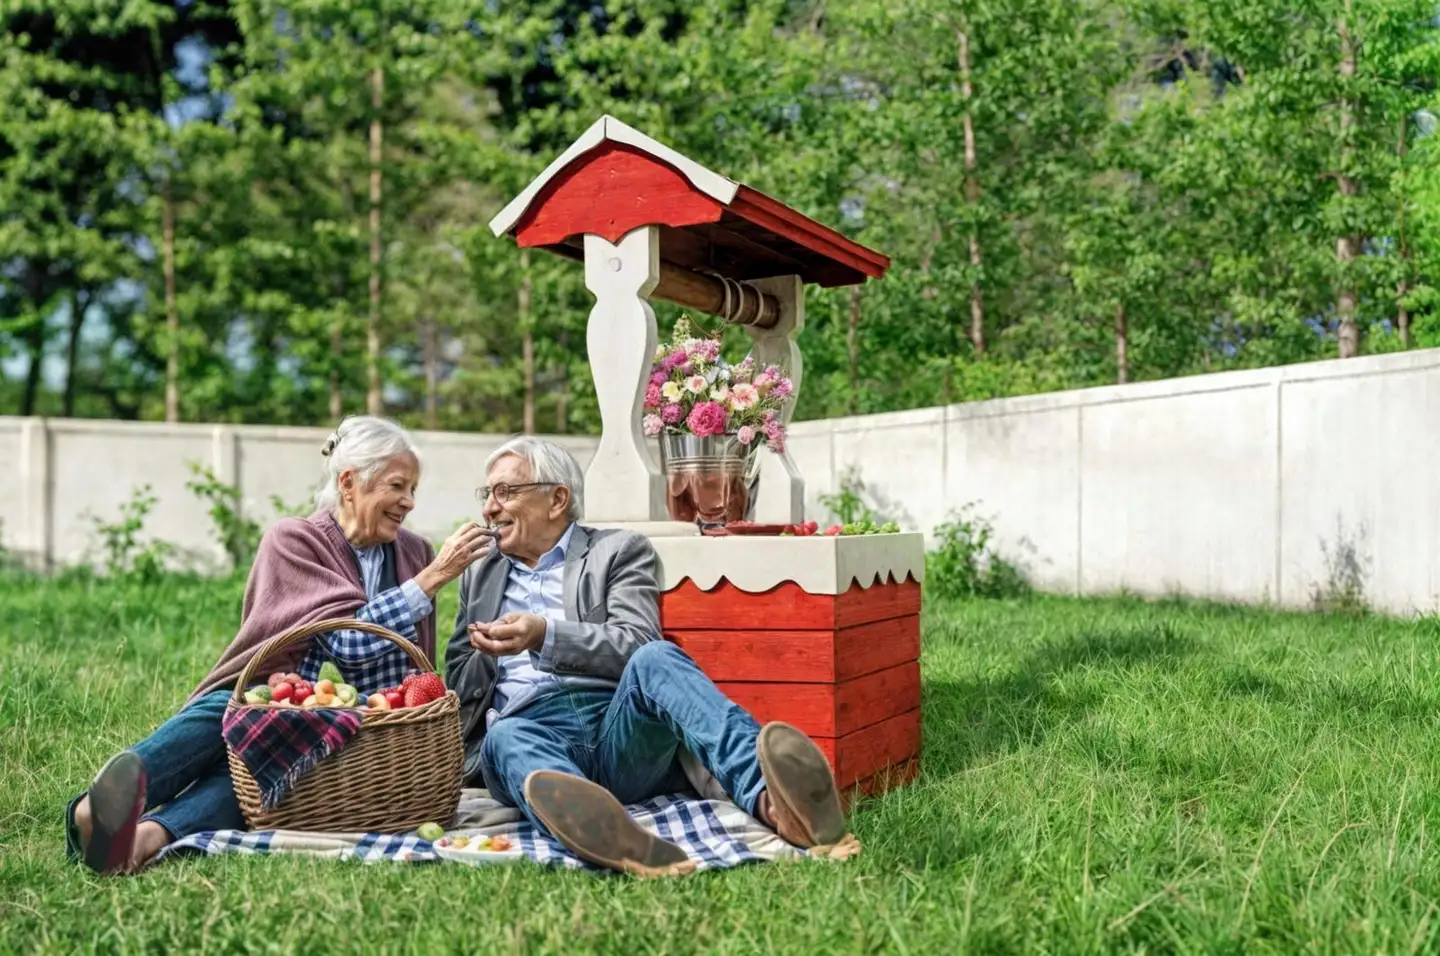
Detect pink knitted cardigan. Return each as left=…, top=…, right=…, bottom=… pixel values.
left=189, top=511, right=436, bottom=701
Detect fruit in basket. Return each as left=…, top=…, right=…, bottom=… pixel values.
left=318, top=661, right=343, bottom=685
left=404, top=673, right=445, bottom=708
left=334, top=683, right=359, bottom=706
left=291, top=681, right=313, bottom=701
left=366, top=693, right=391, bottom=711
left=417, top=822, right=445, bottom=842
left=315, top=679, right=336, bottom=696
left=384, top=689, right=404, bottom=710
left=271, top=681, right=294, bottom=703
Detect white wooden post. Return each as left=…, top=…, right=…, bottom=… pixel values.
left=743, top=275, right=805, bottom=524
left=581, top=228, right=671, bottom=523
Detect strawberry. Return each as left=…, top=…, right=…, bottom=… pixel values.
left=400, top=671, right=422, bottom=693
left=404, top=673, right=446, bottom=708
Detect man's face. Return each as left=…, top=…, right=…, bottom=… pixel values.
left=481, top=454, right=570, bottom=566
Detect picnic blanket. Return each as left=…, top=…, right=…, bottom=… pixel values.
left=154, top=787, right=808, bottom=872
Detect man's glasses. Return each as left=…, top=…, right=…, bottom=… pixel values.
left=474, top=482, right=558, bottom=504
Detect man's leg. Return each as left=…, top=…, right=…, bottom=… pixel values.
left=588, top=641, right=854, bottom=851
left=481, top=694, right=694, bottom=877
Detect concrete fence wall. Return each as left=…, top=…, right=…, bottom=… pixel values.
left=5, top=347, right=1438, bottom=613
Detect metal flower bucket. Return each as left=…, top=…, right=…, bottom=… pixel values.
left=658, top=433, right=762, bottom=525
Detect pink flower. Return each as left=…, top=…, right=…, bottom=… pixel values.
left=642, top=414, right=664, bottom=436
left=661, top=403, right=686, bottom=424
left=650, top=371, right=668, bottom=386
left=644, top=383, right=662, bottom=408
left=662, top=350, right=688, bottom=371
left=684, top=374, right=708, bottom=394
left=763, top=418, right=786, bottom=453
left=691, top=339, right=720, bottom=361
left=736, top=425, right=756, bottom=445
left=764, top=364, right=782, bottom=380
left=753, top=372, right=771, bottom=389
left=762, top=409, right=778, bottom=423
left=686, top=401, right=729, bottom=437
left=771, top=378, right=793, bottom=399
left=728, top=382, right=759, bottom=410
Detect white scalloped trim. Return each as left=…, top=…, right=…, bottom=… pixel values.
left=649, top=533, right=926, bottom=596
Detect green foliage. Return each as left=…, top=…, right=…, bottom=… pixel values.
left=817, top=466, right=876, bottom=526
left=926, top=505, right=1031, bottom=601
left=185, top=463, right=263, bottom=568
left=87, top=485, right=175, bottom=584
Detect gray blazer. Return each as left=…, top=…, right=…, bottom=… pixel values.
left=444, top=524, right=663, bottom=782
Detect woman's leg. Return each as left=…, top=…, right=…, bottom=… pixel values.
left=68, top=690, right=235, bottom=872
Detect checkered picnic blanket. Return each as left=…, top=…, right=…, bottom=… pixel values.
left=153, top=788, right=804, bottom=872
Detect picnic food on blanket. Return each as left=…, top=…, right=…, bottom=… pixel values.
left=417, top=822, right=445, bottom=842
left=226, top=618, right=462, bottom=833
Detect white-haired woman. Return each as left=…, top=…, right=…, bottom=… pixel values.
left=65, top=415, right=493, bottom=875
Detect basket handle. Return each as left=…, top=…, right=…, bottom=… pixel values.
left=230, top=618, right=435, bottom=704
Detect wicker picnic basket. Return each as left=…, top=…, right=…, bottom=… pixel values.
left=225, top=618, right=463, bottom=833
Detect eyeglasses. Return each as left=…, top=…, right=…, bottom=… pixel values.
left=475, top=481, right=558, bottom=504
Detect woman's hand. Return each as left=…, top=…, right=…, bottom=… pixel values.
left=415, top=522, right=494, bottom=598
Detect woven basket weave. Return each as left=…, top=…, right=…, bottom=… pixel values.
left=225, top=618, right=463, bottom=833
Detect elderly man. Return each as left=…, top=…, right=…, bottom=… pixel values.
left=446, top=436, right=856, bottom=876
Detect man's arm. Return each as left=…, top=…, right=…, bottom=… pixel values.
left=543, top=532, right=662, bottom=681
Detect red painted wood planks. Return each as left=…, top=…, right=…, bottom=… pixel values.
left=515, top=143, right=724, bottom=247
left=716, top=661, right=920, bottom=738
left=660, top=577, right=921, bottom=630
left=667, top=615, right=920, bottom=683
left=806, top=710, right=922, bottom=790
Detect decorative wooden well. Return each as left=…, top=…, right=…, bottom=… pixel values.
left=490, top=115, right=922, bottom=797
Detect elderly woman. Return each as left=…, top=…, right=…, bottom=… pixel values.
left=65, top=415, right=493, bottom=875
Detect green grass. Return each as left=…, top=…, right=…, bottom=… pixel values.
left=5, top=573, right=1440, bottom=954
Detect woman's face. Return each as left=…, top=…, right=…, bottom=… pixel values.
left=338, top=453, right=420, bottom=546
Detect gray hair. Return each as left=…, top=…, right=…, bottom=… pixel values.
left=486, top=436, right=585, bottom=522
left=313, top=415, right=422, bottom=513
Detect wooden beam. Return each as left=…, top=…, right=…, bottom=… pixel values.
left=653, top=262, right=780, bottom=329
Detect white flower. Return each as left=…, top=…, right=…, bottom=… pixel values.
left=729, top=382, right=760, bottom=410
left=661, top=381, right=684, bottom=403
left=685, top=375, right=708, bottom=394
left=710, top=384, right=730, bottom=402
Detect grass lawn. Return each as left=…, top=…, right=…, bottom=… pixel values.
left=4, top=572, right=1440, bottom=954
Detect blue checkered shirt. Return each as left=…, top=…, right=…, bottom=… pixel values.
left=297, top=544, right=432, bottom=695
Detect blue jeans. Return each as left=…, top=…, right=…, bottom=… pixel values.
left=479, top=642, right=766, bottom=832
left=65, top=689, right=246, bottom=859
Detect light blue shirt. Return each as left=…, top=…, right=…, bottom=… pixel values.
left=485, top=523, right=576, bottom=727
left=352, top=543, right=432, bottom=621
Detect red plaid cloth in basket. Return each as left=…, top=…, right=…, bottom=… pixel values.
left=222, top=707, right=364, bottom=812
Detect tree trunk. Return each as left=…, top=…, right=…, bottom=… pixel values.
left=1396, top=113, right=1411, bottom=348
left=520, top=248, right=535, bottom=433
left=1335, top=0, right=1360, bottom=359
left=329, top=320, right=343, bottom=421
left=62, top=289, right=89, bottom=417
left=20, top=266, right=45, bottom=417
left=423, top=313, right=439, bottom=430
left=847, top=284, right=862, bottom=414
left=163, top=175, right=180, bottom=422
left=366, top=66, right=384, bottom=414
left=555, top=329, right=569, bottom=434
left=958, top=24, right=985, bottom=356
left=1115, top=301, right=1129, bottom=385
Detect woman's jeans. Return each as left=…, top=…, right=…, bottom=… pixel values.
left=65, top=689, right=245, bottom=859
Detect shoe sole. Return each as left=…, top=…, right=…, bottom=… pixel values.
left=757, top=722, right=847, bottom=847
left=83, top=752, right=146, bottom=875
left=523, top=771, right=694, bottom=878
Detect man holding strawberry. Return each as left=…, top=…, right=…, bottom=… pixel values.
left=446, top=437, right=859, bottom=877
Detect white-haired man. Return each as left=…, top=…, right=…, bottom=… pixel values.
left=446, top=436, right=856, bottom=876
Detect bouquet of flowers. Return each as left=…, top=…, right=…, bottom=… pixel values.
left=642, top=317, right=794, bottom=454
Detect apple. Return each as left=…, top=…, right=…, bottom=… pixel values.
left=367, top=693, right=391, bottom=711
left=384, top=690, right=404, bottom=710
left=267, top=672, right=288, bottom=690
left=271, top=681, right=294, bottom=703
left=315, top=679, right=336, bottom=696
left=292, top=681, right=313, bottom=701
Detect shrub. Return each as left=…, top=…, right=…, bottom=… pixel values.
left=926, top=504, right=1031, bottom=600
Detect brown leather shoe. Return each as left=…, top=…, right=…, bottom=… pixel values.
left=756, top=722, right=858, bottom=855
left=523, top=770, right=696, bottom=878
left=82, top=751, right=147, bottom=876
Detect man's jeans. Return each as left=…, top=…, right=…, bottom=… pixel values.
left=65, top=689, right=246, bottom=859
left=478, top=641, right=766, bottom=832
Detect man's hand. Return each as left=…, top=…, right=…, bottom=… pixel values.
left=468, top=612, right=546, bottom=656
